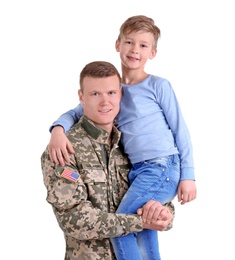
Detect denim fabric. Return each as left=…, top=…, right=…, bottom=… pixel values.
left=111, top=154, right=180, bottom=260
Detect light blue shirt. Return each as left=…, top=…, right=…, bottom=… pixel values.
left=50, top=75, right=195, bottom=180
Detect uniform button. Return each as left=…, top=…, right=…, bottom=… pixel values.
left=166, top=177, right=170, bottom=181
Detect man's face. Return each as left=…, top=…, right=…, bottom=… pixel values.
left=78, top=75, right=122, bottom=133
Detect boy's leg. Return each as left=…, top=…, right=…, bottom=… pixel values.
left=110, top=233, right=142, bottom=260
left=135, top=154, right=180, bottom=260
left=138, top=229, right=161, bottom=260
left=110, top=165, right=145, bottom=260
left=111, top=155, right=180, bottom=259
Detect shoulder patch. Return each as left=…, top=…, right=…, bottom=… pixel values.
left=61, top=168, right=79, bottom=183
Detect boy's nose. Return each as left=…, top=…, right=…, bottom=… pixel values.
left=131, top=43, right=139, bottom=53
left=131, top=48, right=138, bottom=54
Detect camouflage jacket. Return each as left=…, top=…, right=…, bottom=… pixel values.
left=41, top=116, right=175, bottom=260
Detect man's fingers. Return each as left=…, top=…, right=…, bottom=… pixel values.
left=137, top=208, right=143, bottom=216
left=155, top=219, right=171, bottom=231
left=141, top=200, right=154, bottom=223
left=157, top=208, right=169, bottom=221
left=142, top=200, right=162, bottom=224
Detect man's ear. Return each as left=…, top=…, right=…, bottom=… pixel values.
left=78, top=89, right=84, bottom=104
left=115, top=40, right=120, bottom=52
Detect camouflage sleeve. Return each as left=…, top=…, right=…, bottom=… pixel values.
left=163, top=201, right=175, bottom=231
left=41, top=148, right=143, bottom=240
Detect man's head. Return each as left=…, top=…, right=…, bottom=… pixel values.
left=78, top=61, right=122, bottom=133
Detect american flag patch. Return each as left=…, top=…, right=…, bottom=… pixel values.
left=60, top=168, right=79, bottom=183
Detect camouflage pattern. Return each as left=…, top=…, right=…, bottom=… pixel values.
left=41, top=116, right=175, bottom=259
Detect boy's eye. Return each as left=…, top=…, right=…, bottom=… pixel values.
left=141, top=44, right=147, bottom=48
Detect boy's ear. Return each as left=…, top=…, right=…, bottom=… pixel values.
left=149, top=49, right=157, bottom=60
left=115, top=40, right=120, bottom=52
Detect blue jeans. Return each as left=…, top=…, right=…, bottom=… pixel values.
left=110, top=154, right=180, bottom=260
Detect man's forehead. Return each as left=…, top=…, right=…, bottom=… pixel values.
left=83, top=76, right=121, bottom=90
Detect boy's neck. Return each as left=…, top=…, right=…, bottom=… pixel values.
left=121, top=68, right=149, bottom=85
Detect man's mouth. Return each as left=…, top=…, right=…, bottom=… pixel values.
left=99, top=109, right=111, bottom=113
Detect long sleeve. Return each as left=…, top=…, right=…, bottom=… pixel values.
left=49, top=104, right=84, bottom=133
left=41, top=148, right=143, bottom=241
left=157, top=80, right=194, bottom=180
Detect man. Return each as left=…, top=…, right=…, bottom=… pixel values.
left=41, top=61, right=174, bottom=260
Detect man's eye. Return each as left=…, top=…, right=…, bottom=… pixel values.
left=92, top=92, right=98, bottom=96
left=109, top=91, right=116, bottom=95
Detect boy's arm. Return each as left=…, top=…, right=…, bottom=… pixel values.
left=49, top=126, right=74, bottom=165
left=49, top=104, right=83, bottom=133
left=48, top=104, right=83, bottom=165
left=158, top=80, right=197, bottom=205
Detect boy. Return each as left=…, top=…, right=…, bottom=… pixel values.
left=48, top=16, right=196, bottom=260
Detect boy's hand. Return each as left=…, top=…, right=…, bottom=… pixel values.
left=49, top=126, right=75, bottom=166
left=177, top=180, right=197, bottom=205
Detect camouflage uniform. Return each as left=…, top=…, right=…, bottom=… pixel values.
left=41, top=116, right=174, bottom=260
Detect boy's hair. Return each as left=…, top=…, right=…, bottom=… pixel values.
left=117, top=15, right=161, bottom=49
left=79, top=61, right=121, bottom=92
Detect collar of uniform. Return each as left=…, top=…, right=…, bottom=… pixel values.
left=80, top=116, right=121, bottom=145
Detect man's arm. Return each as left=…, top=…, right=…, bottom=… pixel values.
left=41, top=149, right=174, bottom=240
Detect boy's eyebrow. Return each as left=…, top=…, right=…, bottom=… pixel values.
left=124, top=36, right=151, bottom=44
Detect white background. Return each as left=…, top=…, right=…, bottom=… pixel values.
left=1, top=0, right=235, bottom=259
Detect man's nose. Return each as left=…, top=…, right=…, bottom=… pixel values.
left=100, top=93, right=110, bottom=103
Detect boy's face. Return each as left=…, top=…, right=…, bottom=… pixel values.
left=78, top=75, right=122, bottom=133
left=116, top=30, right=157, bottom=70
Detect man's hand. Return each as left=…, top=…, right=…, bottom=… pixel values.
left=49, top=126, right=75, bottom=166
left=137, top=200, right=173, bottom=231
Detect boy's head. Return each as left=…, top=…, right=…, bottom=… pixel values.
left=78, top=61, right=122, bottom=133
left=117, top=15, right=161, bottom=50
left=116, top=15, right=159, bottom=72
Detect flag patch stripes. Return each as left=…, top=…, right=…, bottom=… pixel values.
left=61, top=168, right=79, bottom=182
